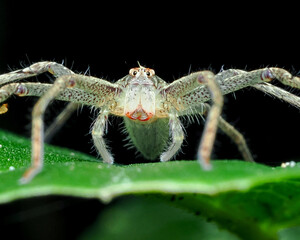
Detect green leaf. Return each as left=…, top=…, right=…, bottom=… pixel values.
left=80, top=196, right=240, bottom=240
left=0, top=129, right=300, bottom=239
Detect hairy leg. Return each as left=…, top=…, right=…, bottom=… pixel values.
left=19, top=77, right=71, bottom=183
left=161, top=71, right=207, bottom=97
left=0, top=61, right=80, bottom=143
left=0, top=82, right=103, bottom=105
left=160, top=71, right=222, bottom=168
left=182, top=103, right=254, bottom=162
left=218, top=116, right=254, bottom=162
left=266, top=67, right=300, bottom=88
left=15, top=73, right=120, bottom=183
left=42, top=73, right=121, bottom=142
left=216, top=67, right=300, bottom=107
left=161, top=67, right=300, bottom=168
left=0, top=61, right=74, bottom=85
left=215, top=67, right=300, bottom=88
left=160, top=110, right=184, bottom=162
left=253, top=82, right=300, bottom=108
left=159, top=70, right=214, bottom=162
left=179, top=68, right=300, bottom=110
left=91, top=108, right=114, bottom=164
left=44, top=102, right=80, bottom=142
left=196, top=71, right=223, bottom=170
left=211, top=108, right=254, bottom=162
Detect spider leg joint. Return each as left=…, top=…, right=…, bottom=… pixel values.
left=260, top=68, right=274, bottom=81
left=15, top=84, right=29, bottom=96
left=67, top=78, right=76, bottom=87
left=197, top=71, right=215, bottom=84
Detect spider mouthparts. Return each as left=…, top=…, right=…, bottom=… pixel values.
left=126, top=106, right=153, bottom=121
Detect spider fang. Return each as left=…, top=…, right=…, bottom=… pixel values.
left=125, top=104, right=154, bottom=121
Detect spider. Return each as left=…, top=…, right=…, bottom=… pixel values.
left=1, top=61, right=300, bottom=184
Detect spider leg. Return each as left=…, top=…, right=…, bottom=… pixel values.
left=159, top=71, right=208, bottom=162
left=179, top=103, right=254, bottom=162
left=195, top=97, right=254, bottom=166
left=0, top=82, right=103, bottom=106
left=217, top=114, right=254, bottom=162
left=181, top=69, right=264, bottom=108
left=44, top=102, right=80, bottom=142
left=19, top=77, right=71, bottom=184
left=196, top=71, right=223, bottom=170
left=91, top=108, right=114, bottom=164
left=16, top=74, right=121, bottom=183
left=161, top=71, right=222, bottom=169
left=201, top=104, right=254, bottom=162
left=161, top=67, right=300, bottom=168
left=216, top=68, right=300, bottom=107
left=253, top=82, right=300, bottom=109
left=266, top=67, right=300, bottom=88
left=0, top=61, right=80, bottom=141
left=0, top=61, right=74, bottom=85
left=162, top=71, right=206, bottom=97
left=160, top=110, right=184, bottom=162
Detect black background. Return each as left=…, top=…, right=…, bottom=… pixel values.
left=0, top=0, right=299, bottom=239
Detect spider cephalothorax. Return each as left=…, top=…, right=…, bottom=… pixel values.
left=123, top=67, right=158, bottom=121
left=1, top=61, right=300, bottom=183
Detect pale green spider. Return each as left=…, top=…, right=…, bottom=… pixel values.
left=1, top=61, right=300, bottom=183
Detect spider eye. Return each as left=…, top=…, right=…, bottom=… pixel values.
left=129, top=68, right=138, bottom=76
left=146, top=69, right=155, bottom=77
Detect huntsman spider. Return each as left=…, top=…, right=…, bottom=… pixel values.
left=1, top=62, right=300, bottom=183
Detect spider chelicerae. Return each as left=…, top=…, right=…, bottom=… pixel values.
left=1, top=61, right=300, bottom=183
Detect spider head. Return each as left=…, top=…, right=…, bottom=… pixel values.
left=124, top=67, right=157, bottom=121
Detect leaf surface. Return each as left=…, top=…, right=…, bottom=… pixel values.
left=0, top=129, right=299, bottom=239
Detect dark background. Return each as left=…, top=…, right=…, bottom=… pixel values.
left=0, top=0, right=299, bottom=239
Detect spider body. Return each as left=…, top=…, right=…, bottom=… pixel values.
left=1, top=61, right=300, bottom=183
left=124, top=117, right=169, bottom=160
left=108, top=67, right=170, bottom=160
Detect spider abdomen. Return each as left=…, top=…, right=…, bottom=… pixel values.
left=123, top=117, right=169, bottom=160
